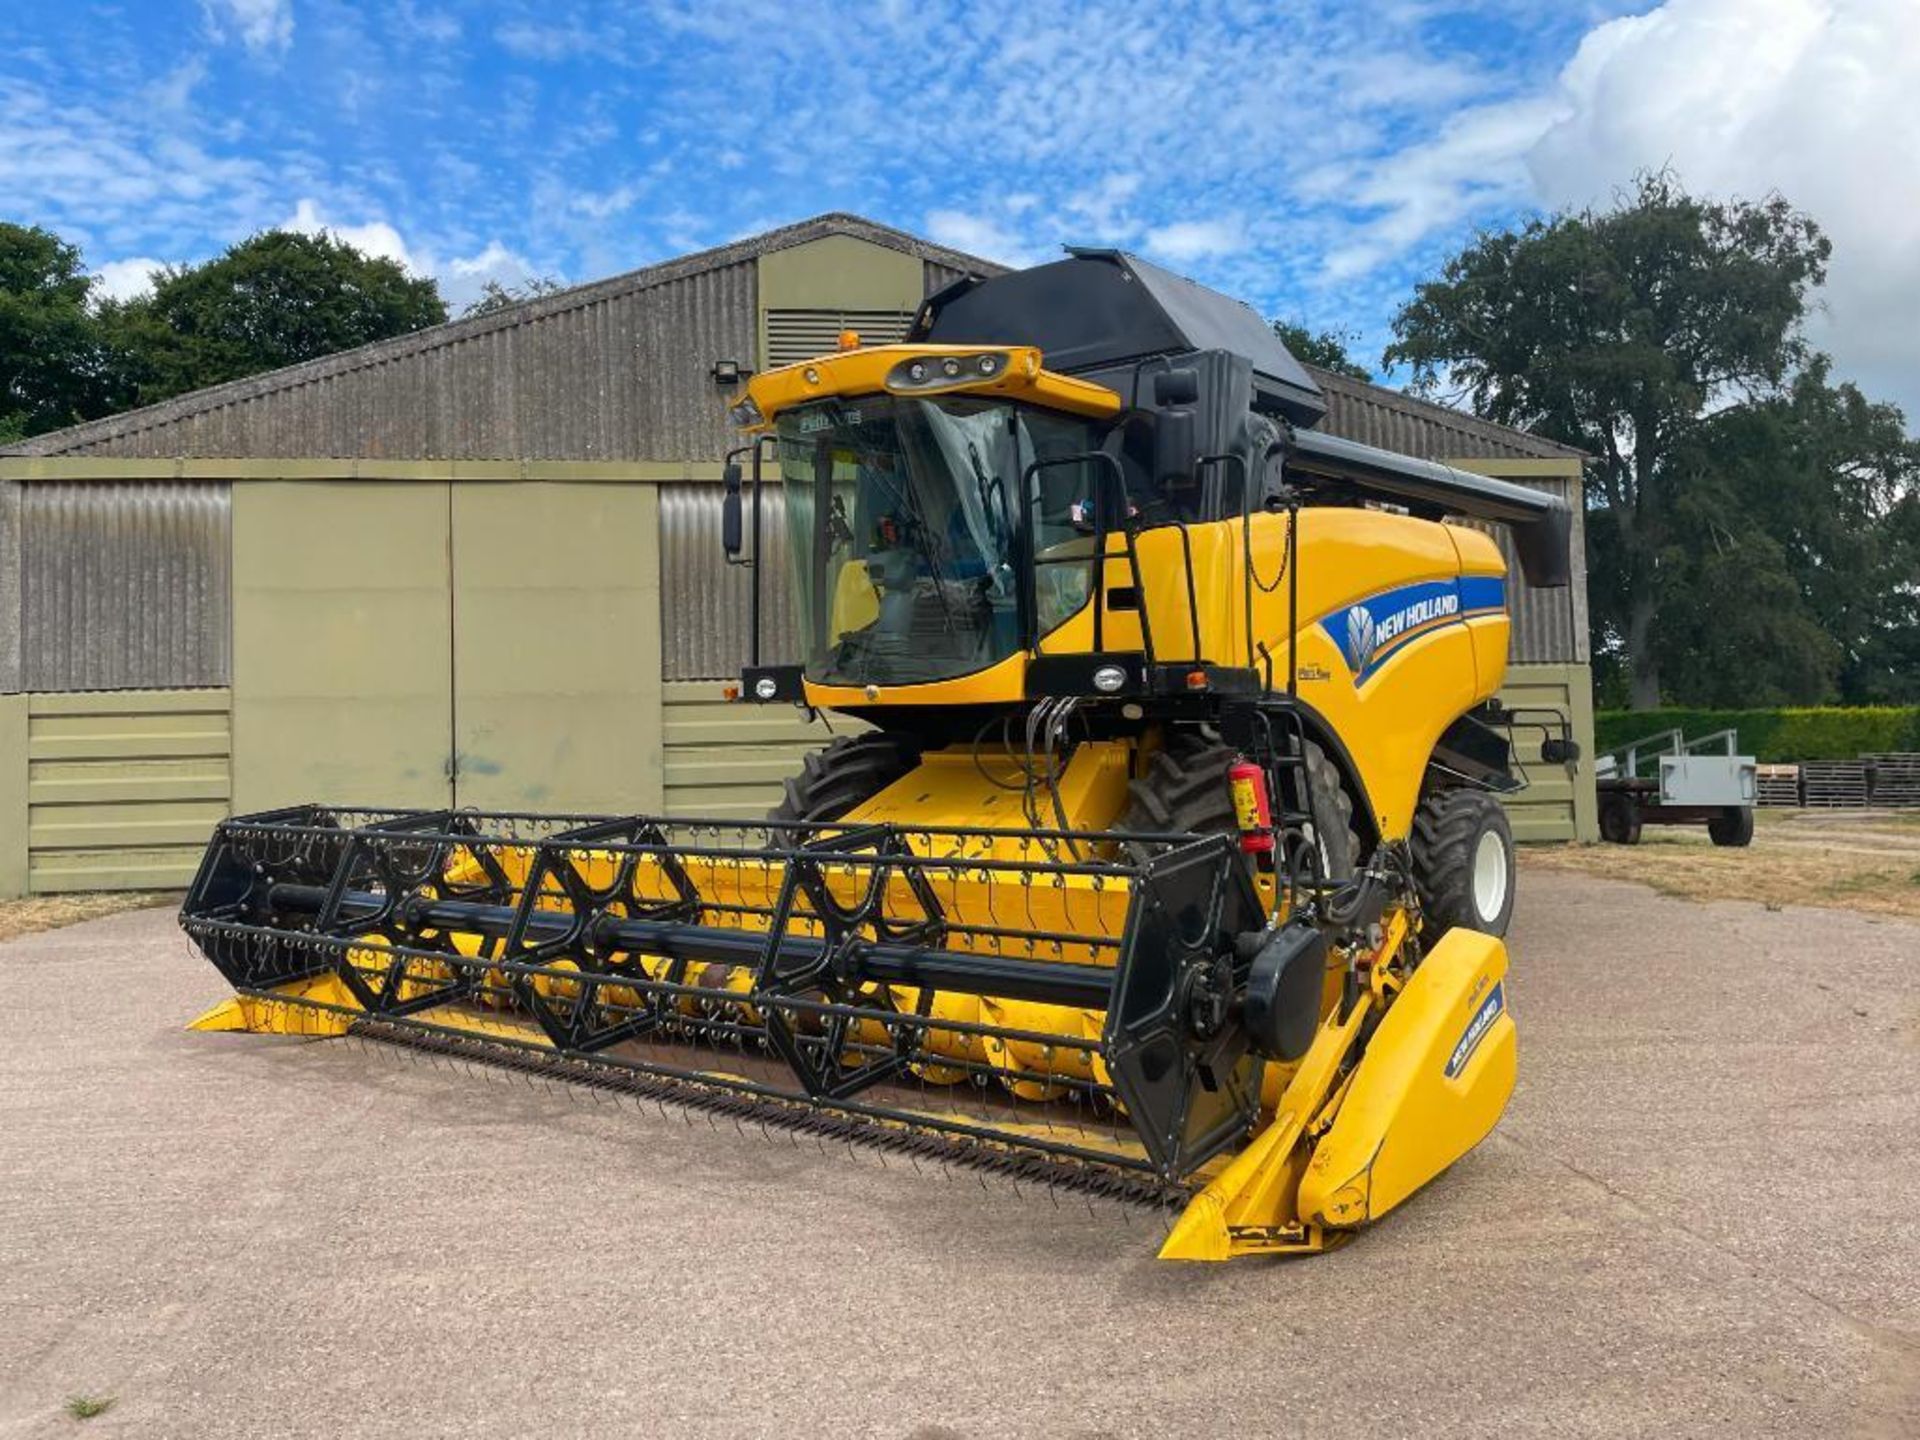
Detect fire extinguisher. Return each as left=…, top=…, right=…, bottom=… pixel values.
left=1227, top=757, right=1275, bottom=856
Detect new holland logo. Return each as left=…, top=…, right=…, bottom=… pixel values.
left=1445, top=981, right=1505, bottom=1079
left=1346, top=606, right=1377, bottom=674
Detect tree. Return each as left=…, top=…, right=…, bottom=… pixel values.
left=1386, top=171, right=1835, bottom=708
left=105, top=230, right=447, bottom=405
left=1674, top=361, right=1920, bottom=703
left=1271, top=319, right=1371, bottom=381
left=0, top=223, right=115, bottom=437
left=462, top=275, right=565, bottom=318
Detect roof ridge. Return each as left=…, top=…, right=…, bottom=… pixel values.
left=4, top=213, right=1002, bottom=457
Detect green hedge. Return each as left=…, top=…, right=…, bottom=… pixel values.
left=1595, top=707, right=1920, bottom=763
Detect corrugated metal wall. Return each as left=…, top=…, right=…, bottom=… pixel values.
left=661, top=483, right=799, bottom=680
left=21, top=482, right=231, bottom=691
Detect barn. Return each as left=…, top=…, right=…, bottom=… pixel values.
left=0, top=213, right=1595, bottom=897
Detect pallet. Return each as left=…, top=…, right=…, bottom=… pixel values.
left=1754, top=764, right=1801, bottom=808
left=1865, top=753, right=1920, bottom=808
left=1799, top=760, right=1870, bottom=809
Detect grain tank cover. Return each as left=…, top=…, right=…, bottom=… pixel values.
left=913, top=248, right=1327, bottom=428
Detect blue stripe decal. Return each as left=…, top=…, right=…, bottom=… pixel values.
left=1458, top=574, right=1507, bottom=615
left=1317, top=575, right=1507, bottom=686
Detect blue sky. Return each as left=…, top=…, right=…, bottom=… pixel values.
left=6, top=1, right=1918, bottom=410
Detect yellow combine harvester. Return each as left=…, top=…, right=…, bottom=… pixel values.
left=181, top=251, right=1578, bottom=1259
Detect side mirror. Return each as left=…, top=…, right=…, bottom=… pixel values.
left=1154, top=409, right=1198, bottom=484
left=1152, top=367, right=1201, bottom=484
left=721, top=461, right=743, bottom=558
left=1153, top=367, right=1200, bottom=406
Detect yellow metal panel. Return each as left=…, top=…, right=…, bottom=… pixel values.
left=657, top=682, right=860, bottom=818
left=28, top=846, right=207, bottom=892
left=450, top=483, right=661, bottom=812
left=20, top=689, right=233, bottom=895
left=736, top=344, right=1121, bottom=427
left=27, top=757, right=230, bottom=805
left=1298, top=929, right=1515, bottom=1228
left=1496, top=662, right=1598, bottom=843
left=28, top=706, right=230, bottom=760
left=757, top=235, right=925, bottom=321
left=663, top=747, right=837, bottom=789
left=27, top=689, right=230, bottom=716
left=232, top=482, right=453, bottom=812
left=29, top=802, right=230, bottom=850
left=0, top=695, right=25, bottom=899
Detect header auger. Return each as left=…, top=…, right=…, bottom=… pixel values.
left=182, top=248, right=1576, bottom=1259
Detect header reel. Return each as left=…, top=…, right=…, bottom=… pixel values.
left=182, top=805, right=1335, bottom=1192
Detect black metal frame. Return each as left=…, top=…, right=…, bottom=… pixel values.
left=182, top=806, right=1272, bottom=1182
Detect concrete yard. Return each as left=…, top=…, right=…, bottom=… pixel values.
left=1, top=871, right=1915, bottom=1439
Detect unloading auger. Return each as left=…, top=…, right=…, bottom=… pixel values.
left=182, top=249, right=1579, bottom=1259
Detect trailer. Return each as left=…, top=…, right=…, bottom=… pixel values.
left=1596, top=728, right=1757, bottom=847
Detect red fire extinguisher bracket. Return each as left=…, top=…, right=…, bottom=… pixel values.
left=1227, top=757, right=1275, bottom=855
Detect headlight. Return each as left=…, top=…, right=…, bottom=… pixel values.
left=885, top=352, right=1016, bottom=392
left=728, top=395, right=764, bottom=427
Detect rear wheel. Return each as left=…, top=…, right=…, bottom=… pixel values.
left=1411, top=788, right=1515, bottom=941
left=1708, top=807, right=1754, bottom=847
left=768, top=732, right=922, bottom=826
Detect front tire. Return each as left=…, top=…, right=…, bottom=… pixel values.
left=1708, top=807, right=1754, bottom=847
left=768, top=732, right=921, bottom=826
left=1411, top=788, right=1516, bottom=941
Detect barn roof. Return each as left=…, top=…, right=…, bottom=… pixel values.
left=5, top=213, right=1581, bottom=466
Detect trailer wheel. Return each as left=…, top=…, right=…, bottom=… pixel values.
left=1411, top=788, right=1515, bottom=941
left=768, top=732, right=922, bottom=826
left=1599, top=792, right=1642, bottom=846
left=1708, top=807, right=1754, bottom=848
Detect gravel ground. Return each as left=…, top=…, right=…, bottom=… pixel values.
left=0, top=874, right=1915, bottom=1439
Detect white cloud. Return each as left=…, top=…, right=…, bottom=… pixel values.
left=1144, top=218, right=1249, bottom=263
left=91, top=257, right=167, bottom=303
left=494, top=21, right=597, bottom=60
left=1303, top=0, right=1920, bottom=416
left=1524, top=0, right=1920, bottom=413
left=201, top=0, right=294, bottom=55
left=924, top=210, right=1053, bottom=269
left=280, top=199, right=549, bottom=312
left=442, top=240, right=547, bottom=311
left=282, top=197, right=419, bottom=270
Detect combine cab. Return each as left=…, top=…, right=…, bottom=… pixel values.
left=183, top=250, right=1576, bottom=1259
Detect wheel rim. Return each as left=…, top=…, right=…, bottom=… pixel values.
left=1472, top=828, right=1509, bottom=921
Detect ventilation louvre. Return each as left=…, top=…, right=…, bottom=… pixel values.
left=764, top=308, right=913, bottom=369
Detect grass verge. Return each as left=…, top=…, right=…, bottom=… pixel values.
left=0, top=893, right=178, bottom=943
